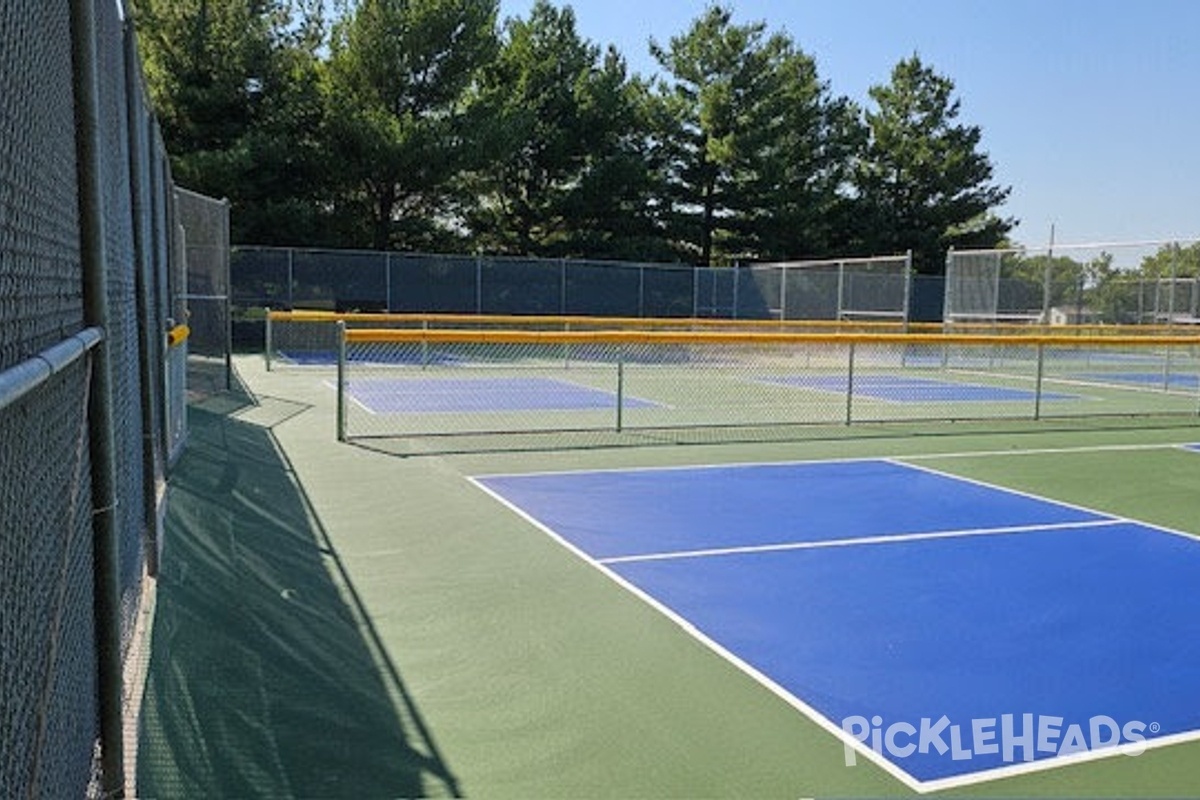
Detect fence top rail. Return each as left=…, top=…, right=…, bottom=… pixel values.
left=751, top=254, right=911, bottom=269
left=234, top=244, right=699, bottom=269
left=270, top=309, right=908, bottom=330
left=951, top=237, right=1200, bottom=258
left=273, top=309, right=1200, bottom=337
left=342, top=327, right=1200, bottom=348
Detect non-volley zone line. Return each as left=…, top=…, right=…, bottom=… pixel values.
left=474, top=458, right=1200, bottom=792
left=475, top=459, right=1112, bottom=561
left=596, top=518, right=1125, bottom=566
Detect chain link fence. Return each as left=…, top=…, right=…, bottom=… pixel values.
left=0, top=1, right=225, bottom=796
left=945, top=240, right=1200, bottom=327
left=231, top=247, right=911, bottom=330
left=175, top=188, right=231, bottom=383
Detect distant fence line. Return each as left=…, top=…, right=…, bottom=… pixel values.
left=234, top=241, right=1200, bottom=330
left=231, top=246, right=914, bottom=322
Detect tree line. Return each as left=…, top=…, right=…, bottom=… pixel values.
left=132, top=0, right=1015, bottom=272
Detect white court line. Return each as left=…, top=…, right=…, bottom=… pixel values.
left=891, top=458, right=1200, bottom=546
left=596, top=519, right=1124, bottom=566
left=470, top=439, right=1195, bottom=480
left=322, top=379, right=377, bottom=415
left=549, top=374, right=675, bottom=410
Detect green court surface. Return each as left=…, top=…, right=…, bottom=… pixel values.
left=137, top=354, right=1200, bottom=798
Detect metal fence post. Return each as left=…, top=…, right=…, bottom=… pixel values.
left=942, top=246, right=955, bottom=326
left=637, top=265, right=645, bottom=318
left=124, top=23, right=164, bottom=577
left=836, top=260, right=845, bottom=320
left=903, top=250, right=913, bottom=328
left=384, top=251, right=392, bottom=313
left=264, top=307, right=273, bottom=371
left=222, top=198, right=232, bottom=389
left=287, top=247, right=295, bottom=309
left=780, top=264, right=789, bottom=321
left=70, top=0, right=124, bottom=790
left=732, top=262, right=741, bottom=319
left=560, top=258, right=568, bottom=315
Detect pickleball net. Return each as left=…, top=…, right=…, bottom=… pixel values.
left=334, top=327, right=1200, bottom=447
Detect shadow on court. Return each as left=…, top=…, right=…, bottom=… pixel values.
left=137, top=396, right=459, bottom=798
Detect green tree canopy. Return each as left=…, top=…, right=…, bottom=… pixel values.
left=651, top=7, right=784, bottom=264
left=462, top=1, right=666, bottom=258
left=324, top=0, right=499, bottom=249
left=135, top=1, right=1021, bottom=269
left=649, top=6, right=859, bottom=265
left=133, top=0, right=332, bottom=243
left=1139, top=241, right=1200, bottom=278
left=854, top=55, right=1012, bottom=273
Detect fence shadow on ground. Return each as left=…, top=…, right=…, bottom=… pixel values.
left=137, top=393, right=459, bottom=797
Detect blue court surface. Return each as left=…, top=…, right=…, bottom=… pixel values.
left=343, top=376, right=658, bottom=414
left=1077, top=371, right=1200, bottom=390
left=281, top=349, right=463, bottom=367
left=474, top=460, right=1200, bottom=789
left=760, top=374, right=1076, bottom=403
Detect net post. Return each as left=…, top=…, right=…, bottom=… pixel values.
left=1034, top=342, right=1045, bottom=420
left=336, top=321, right=347, bottom=442
left=264, top=307, right=273, bottom=371
left=615, top=356, right=625, bottom=432
left=420, top=320, right=430, bottom=369
left=844, top=341, right=856, bottom=425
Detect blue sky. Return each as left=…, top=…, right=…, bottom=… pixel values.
left=498, top=0, right=1200, bottom=251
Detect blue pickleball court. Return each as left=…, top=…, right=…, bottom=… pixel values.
left=474, top=459, right=1200, bottom=790
left=760, top=374, right=1077, bottom=403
